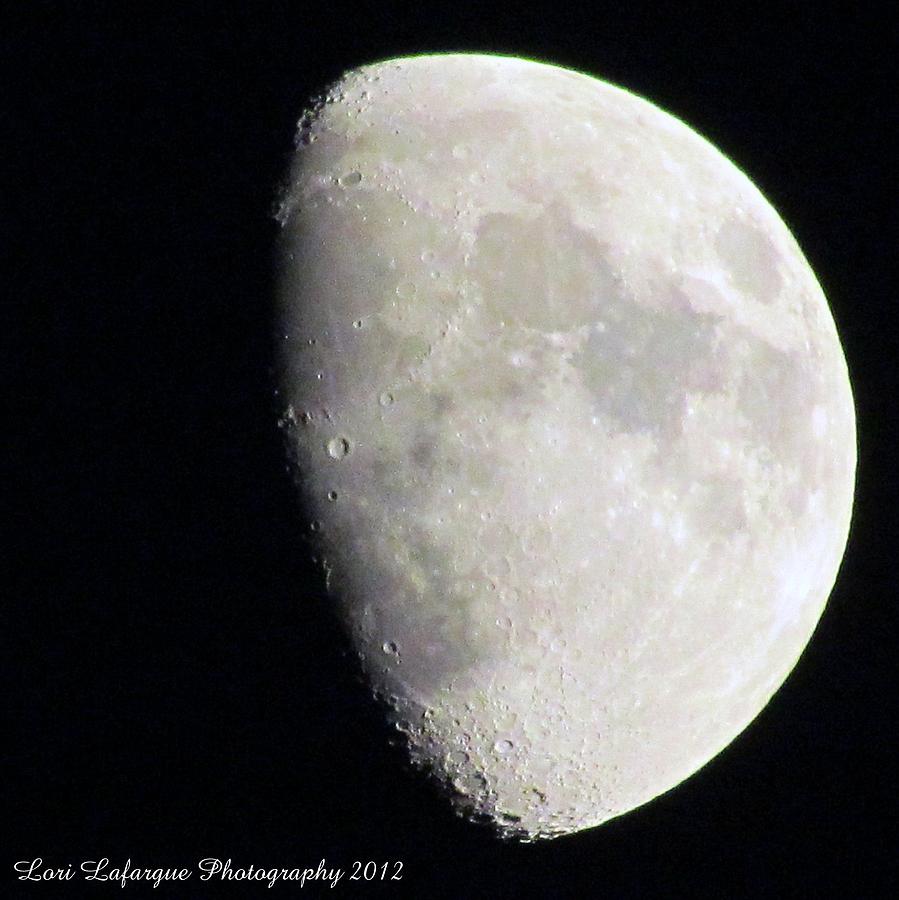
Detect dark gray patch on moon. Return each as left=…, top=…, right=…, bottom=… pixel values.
left=573, top=298, right=722, bottom=437
left=715, top=217, right=783, bottom=304
left=346, top=526, right=493, bottom=695
left=471, top=205, right=622, bottom=332
left=734, top=335, right=818, bottom=469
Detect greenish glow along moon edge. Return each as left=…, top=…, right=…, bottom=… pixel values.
left=275, top=54, right=856, bottom=840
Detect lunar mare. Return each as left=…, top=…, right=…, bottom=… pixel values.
left=275, top=55, right=856, bottom=840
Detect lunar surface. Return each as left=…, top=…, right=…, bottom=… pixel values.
left=275, top=54, right=856, bottom=840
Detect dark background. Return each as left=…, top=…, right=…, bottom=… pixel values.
left=6, top=2, right=896, bottom=897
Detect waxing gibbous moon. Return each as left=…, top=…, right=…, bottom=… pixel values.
left=275, top=54, right=856, bottom=840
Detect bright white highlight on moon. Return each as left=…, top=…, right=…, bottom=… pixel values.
left=275, top=54, right=856, bottom=840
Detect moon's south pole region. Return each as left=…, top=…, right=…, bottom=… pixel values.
left=275, top=54, right=856, bottom=840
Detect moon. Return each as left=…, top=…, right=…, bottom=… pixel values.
left=275, top=54, right=856, bottom=840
